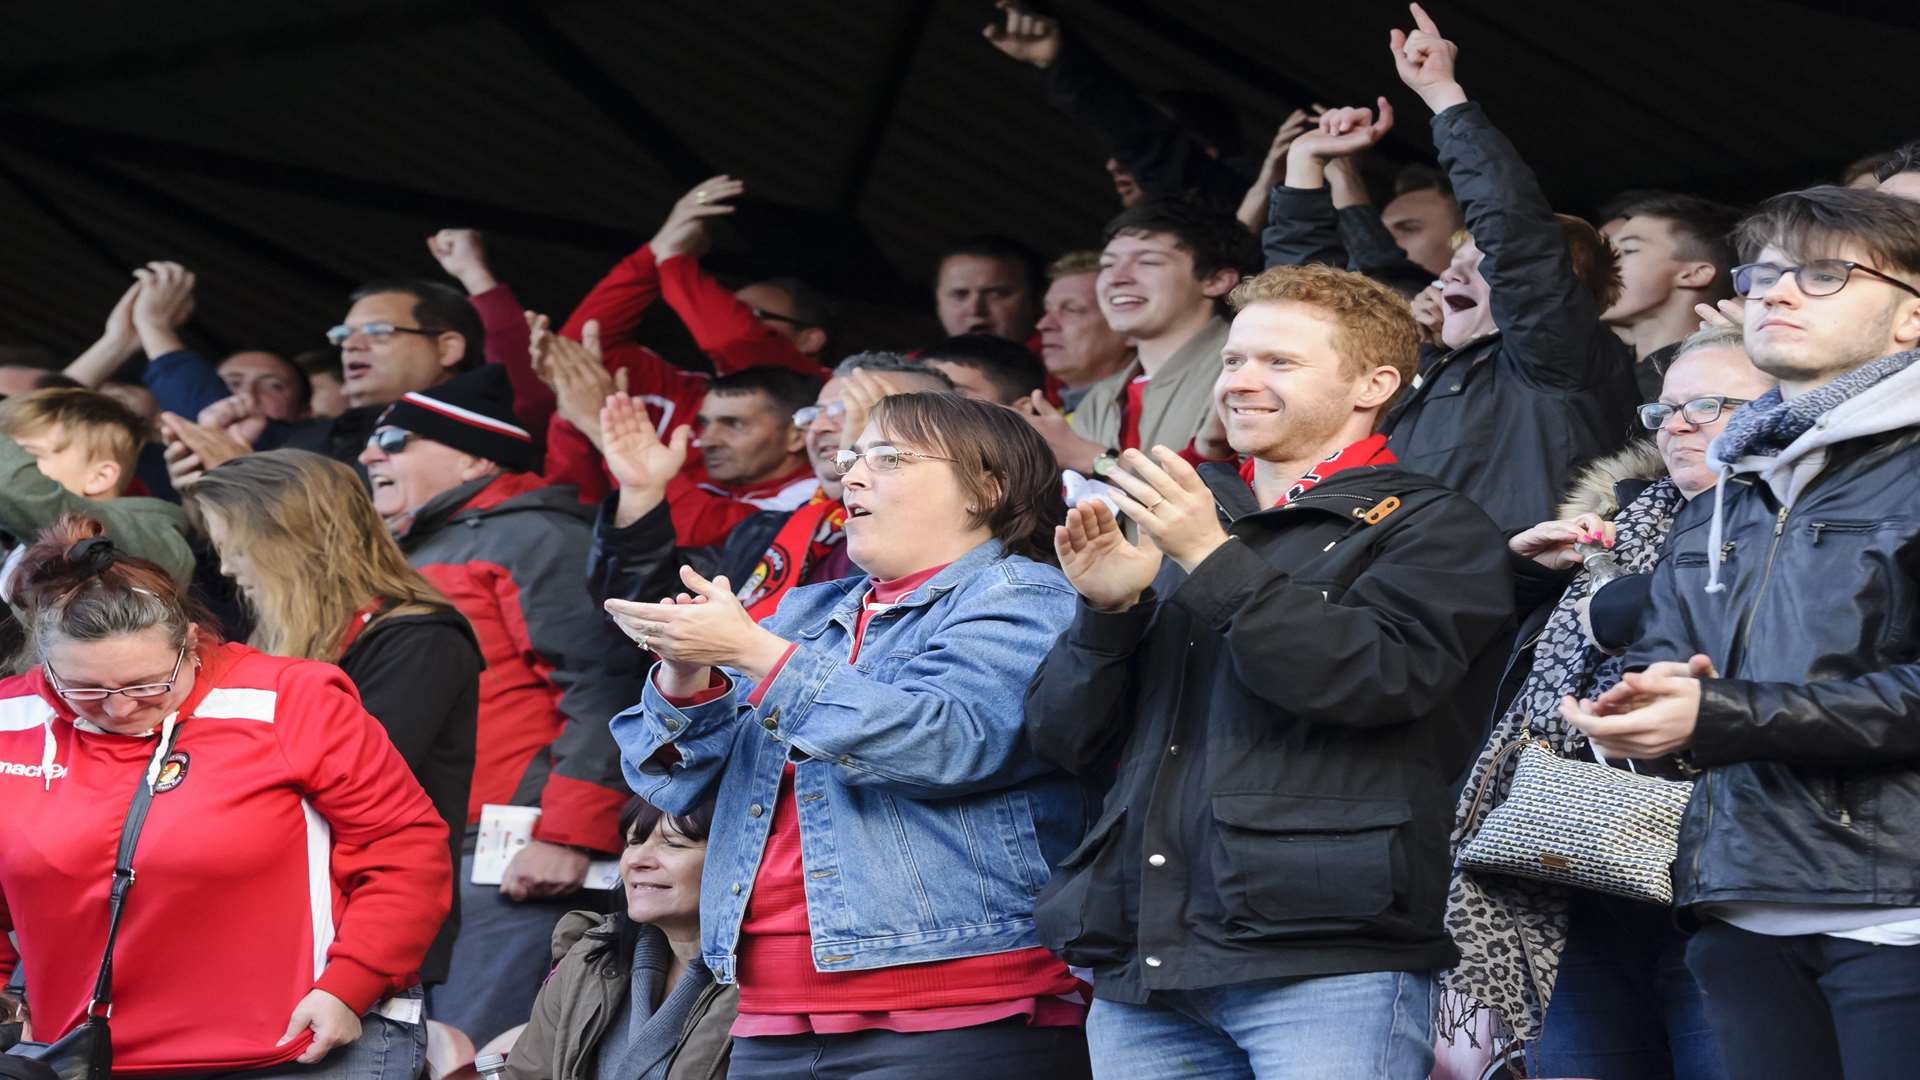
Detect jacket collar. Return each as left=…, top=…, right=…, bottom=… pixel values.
left=820, top=538, right=1007, bottom=634
left=1200, top=459, right=1417, bottom=528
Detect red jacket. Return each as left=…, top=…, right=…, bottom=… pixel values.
left=545, top=245, right=823, bottom=518
left=398, top=471, right=646, bottom=853
left=0, top=642, right=450, bottom=1076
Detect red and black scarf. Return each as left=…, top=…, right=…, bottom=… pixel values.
left=1237, top=433, right=1395, bottom=508
left=739, top=493, right=849, bottom=621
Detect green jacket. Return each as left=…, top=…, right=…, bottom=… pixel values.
left=1067, top=316, right=1229, bottom=455
left=0, top=437, right=196, bottom=588
left=504, top=911, right=735, bottom=1080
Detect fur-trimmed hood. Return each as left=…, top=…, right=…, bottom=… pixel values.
left=1554, top=439, right=1666, bottom=521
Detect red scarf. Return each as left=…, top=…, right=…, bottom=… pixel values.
left=739, top=493, right=848, bottom=621
left=1238, top=433, right=1395, bottom=508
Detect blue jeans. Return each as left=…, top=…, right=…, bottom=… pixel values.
left=213, top=988, right=426, bottom=1080
left=1083, top=971, right=1435, bottom=1080
left=728, top=1019, right=1091, bottom=1080
left=1531, top=891, right=1726, bottom=1080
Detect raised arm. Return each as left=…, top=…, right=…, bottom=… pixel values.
left=985, top=2, right=1251, bottom=209
left=1391, top=3, right=1618, bottom=391
left=428, top=228, right=555, bottom=436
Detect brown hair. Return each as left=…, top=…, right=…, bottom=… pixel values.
left=868, top=393, right=1065, bottom=565
left=184, top=449, right=452, bottom=661
left=1227, top=264, right=1422, bottom=385
left=13, top=515, right=215, bottom=662
left=0, top=388, right=146, bottom=494
left=1733, top=185, right=1920, bottom=276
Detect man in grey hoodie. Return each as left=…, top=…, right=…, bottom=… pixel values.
left=1564, top=185, right=1920, bottom=1078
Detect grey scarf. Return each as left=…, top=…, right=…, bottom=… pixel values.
left=594, top=924, right=712, bottom=1080
left=1712, top=347, right=1920, bottom=463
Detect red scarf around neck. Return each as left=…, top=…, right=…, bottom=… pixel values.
left=1238, top=433, right=1395, bottom=508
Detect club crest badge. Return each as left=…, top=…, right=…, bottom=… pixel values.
left=154, top=751, right=190, bottom=793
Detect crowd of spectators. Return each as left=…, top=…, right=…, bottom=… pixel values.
left=3, top=3, right=1920, bottom=1078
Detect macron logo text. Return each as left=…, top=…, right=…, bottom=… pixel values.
left=0, top=761, right=66, bottom=780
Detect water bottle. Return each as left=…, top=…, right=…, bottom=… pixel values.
left=476, top=1053, right=509, bottom=1080
left=1573, top=540, right=1626, bottom=585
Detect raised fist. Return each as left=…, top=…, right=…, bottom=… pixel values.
left=426, top=229, right=497, bottom=295
left=1290, top=100, right=1396, bottom=163
left=982, top=1, right=1061, bottom=69
left=131, top=261, right=195, bottom=335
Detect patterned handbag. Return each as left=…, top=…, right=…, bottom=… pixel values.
left=1456, top=740, right=1693, bottom=905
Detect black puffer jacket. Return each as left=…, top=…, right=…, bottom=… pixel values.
left=1264, top=103, right=1639, bottom=533
left=1627, top=362, right=1920, bottom=909
left=1025, top=461, right=1514, bottom=1003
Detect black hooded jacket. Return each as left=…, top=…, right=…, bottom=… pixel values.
left=1025, top=460, right=1514, bottom=1002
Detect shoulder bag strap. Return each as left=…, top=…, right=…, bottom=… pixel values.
left=84, top=723, right=178, bottom=1019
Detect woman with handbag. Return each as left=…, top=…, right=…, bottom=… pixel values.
left=604, top=393, right=1092, bottom=1079
left=1442, top=326, right=1774, bottom=1080
left=0, top=514, right=451, bottom=1080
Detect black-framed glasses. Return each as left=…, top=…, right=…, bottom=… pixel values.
left=751, top=307, right=819, bottom=329
left=793, top=401, right=847, bottom=428
left=367, top=427, right=414, bottom=454
left=325, top=322, right=445, bottom=347
left=1637, top=396, right=1751, bottom=430
left=46, top=647, right=187, bottom=703
left=832, top=445, right=956, bottom=475
left=1731, top=260, right=1920, bottom=301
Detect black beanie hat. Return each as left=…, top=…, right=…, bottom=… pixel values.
left=376, top=366, right=537, bottom=472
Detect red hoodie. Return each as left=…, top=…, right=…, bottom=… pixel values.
left=0, top=642, right=450, bottom=1076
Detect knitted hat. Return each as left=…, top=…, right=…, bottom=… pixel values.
left=376, top=366, right=536, bottom=472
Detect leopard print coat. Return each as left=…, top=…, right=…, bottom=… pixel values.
left=1441, top=442, right=1683, bottom=1041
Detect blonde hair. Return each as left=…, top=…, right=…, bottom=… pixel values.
left=0, top=388, right=143, bottom=493
left=1047, top=250, right=1102, bottom=279
left=184, top=449, right=451, bottom=661
left=1227, top=263, right=1421, bottom=384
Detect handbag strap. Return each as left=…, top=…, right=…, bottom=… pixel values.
left=1459, top=737, right=1544, bottom=833
left=85, top=720, right=179, bottom=1019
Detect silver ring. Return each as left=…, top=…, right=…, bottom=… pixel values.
left=695, top=191, right=709, bottom=204
left=1145, top=497, right=1166, bottom=511
left=637, top=635, right=651, bottom=652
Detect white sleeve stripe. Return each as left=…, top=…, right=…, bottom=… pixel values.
left=0, top=696, right=54, bottom=732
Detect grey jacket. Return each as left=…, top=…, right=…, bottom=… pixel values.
left=1068, top=318, right=1229, bottom=455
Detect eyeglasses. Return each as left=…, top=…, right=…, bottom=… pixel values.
left=367, top=427, right=414, bottom=454
left=832, top=445, right=956, bottom=475
left=1731, top=260, right=1920, bottom=301
left=751, top=307, right=819, bottom=330
left=324, top=322, right=445, bottom=347
left=1637, top=396, right=1751, bottom=430
left=46, top=647, right=186, bottom=703
left=793, top=401, right=847, bottom=428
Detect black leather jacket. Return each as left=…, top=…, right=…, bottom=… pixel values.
left=1025, top=462, right=1515, bottom=1002
left=1628, top=421, right=1920, bottom=908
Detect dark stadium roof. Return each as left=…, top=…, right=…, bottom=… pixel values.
left=3, top=0, right=1916, bottom=366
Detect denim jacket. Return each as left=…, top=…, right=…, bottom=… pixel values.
left=610, top=540, right=1088, bottom=985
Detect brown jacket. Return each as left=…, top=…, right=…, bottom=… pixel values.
left=504, top=911, right=736, bottom=1080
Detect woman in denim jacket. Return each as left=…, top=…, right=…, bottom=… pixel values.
left=605, top=393, right=1092, bottom=1079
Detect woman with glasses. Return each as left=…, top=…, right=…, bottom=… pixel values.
left=182, top=448, right=480, bottom=994
left=603, top=393, right=1093, bottom=1079
left=1444, top=326, right=1775, bottom=1080
left=0, top=514, right=451, bottom=1080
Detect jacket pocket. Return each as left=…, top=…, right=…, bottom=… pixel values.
left=1032, top=807, right=1131, bottom=967
left=1211, top=794, right=1410, bottom=928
